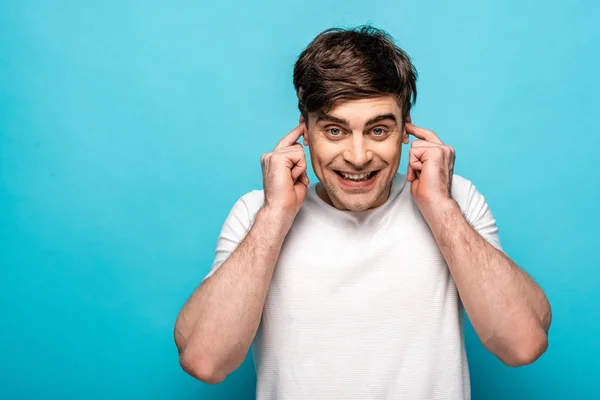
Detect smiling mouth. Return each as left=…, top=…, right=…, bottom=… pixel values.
left=334, top=170, right=380, bottom=182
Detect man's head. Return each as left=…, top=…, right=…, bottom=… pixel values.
left=293, top=26, right=417, bottom=211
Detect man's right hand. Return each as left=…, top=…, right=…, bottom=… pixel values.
left=260, top=123, right=310, bottom=221
left=175, top=126, right=310, bottom=385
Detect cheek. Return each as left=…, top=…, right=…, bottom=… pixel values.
left=309, top=142, right=338, bottom=164
left=374, top=141, right=402, bottom=161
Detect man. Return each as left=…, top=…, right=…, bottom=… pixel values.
left=174, top=26, right=552, bottom=399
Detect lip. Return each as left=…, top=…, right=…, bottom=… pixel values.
left=333, top=169, right=381, bottom=190
left=336, top=170, right=379, bottom=175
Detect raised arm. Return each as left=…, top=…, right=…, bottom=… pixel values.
left=405, top=120, right=551, bottom=367
left=174, top=124, right=309, bottom=383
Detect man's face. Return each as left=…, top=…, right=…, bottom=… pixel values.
left=305, top=95, right=408, bottom=211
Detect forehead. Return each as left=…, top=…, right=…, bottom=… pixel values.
left=314, top=96, right=402, bottom=124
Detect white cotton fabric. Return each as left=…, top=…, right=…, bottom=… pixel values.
left=206, top=173, right=502, bottom=400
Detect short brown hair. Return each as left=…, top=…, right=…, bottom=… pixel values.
left=293, top=26, right=417, bottom=122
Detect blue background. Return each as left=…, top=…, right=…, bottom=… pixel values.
left=1, top=0, right=599, bottom=399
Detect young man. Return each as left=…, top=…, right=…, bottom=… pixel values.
left=174, top=26, right=552, bottom=399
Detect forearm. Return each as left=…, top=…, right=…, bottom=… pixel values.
left=423, top=200, right=551, bottom=366
left=175, top=206, right=292, bottom=382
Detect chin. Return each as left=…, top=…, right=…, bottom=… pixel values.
left=339, top=196, right=381, bottom=211
left=328, top=188, right=388, bottom=211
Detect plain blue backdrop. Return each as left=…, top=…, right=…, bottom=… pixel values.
left=1, top=0, right=599, bottom=399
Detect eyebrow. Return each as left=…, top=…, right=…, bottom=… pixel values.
left=315, top=112, right=397, bottom=127
left=365, top=113, right=397, bottom=126
left=315, top=113, right=349, bottom=127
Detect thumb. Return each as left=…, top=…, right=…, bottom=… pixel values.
left=300, top=172, right=310, bottom=186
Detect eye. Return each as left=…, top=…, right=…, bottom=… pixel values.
left=327, top=128, right=342, bottom=136
left=372, top=127, right=387, bottom=136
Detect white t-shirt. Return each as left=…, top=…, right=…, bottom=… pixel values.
left=206, top=173, right=502, bottom=400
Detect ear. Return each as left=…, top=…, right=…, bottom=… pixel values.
left=299, top=115, right=309, bottom=146
left=402, top=113, right=411, bottom=144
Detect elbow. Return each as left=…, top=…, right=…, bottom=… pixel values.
left=179, top=350, right=228, bottom=385
left=499, top=329, right=549, bottom=367
left=174, top=314, right=227, bottom=384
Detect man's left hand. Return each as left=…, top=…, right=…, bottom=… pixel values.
left=405, top=121, right=456, bottom=215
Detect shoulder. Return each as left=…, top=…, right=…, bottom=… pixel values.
left=451, top=173, right=474, bottom=195
left=235, top=189, right=265, bottom=219
left=217, top=189, right=265, bottom=235
left=451, top=174, right=498, bottom=225
left=450, top=174, right=480, bottom=212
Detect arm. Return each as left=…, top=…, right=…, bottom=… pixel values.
left=404, top=120, right=551, bottom=367
left=174, top=123, right=309, bottom=384
left=422, top=198, right=551, bottom=366
left=174, top=206, right=291, bottom=384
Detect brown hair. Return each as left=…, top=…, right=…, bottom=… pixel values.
left=293, top=25, right=417, bottom=123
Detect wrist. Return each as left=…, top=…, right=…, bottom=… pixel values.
left=256, top=204, right=296, bottom=234
left=419, top=197, right=461, bottom=224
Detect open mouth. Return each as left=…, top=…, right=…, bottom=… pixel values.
left=334, top=170, right=380, bottom=182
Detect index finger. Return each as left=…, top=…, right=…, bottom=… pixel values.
left=274, top=123, right=305, bottom=151
left=405, top=122, right=443, bottom=145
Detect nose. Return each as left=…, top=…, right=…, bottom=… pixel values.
left=342, top=134, right=373, bottom=168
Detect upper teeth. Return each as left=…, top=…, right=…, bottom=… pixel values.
left=341, top=172, right=371, bottom=180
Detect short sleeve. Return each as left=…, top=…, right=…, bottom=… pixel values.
left=204, top=190, right=265, bottom=280
left=451, top=175, right=503, bottom=251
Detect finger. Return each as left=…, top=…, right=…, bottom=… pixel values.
left=409, top=158, right=424, bottom=171
left=405, top=123, right=443, bottom=145
left=291, top=155, right=307, bottom=182
left=291, top=163, right=306, bottom=182
left=294, top=177, right=309, bottom=199
left=410, top=145, right=446, bottom=163
left=271, top=147, right=305, bottom=181
left=275, top=143, right=304, bottom=154
left=407, top=163, right=423, bottom=182
left=274, top=124, right=305, bottom=151
left=407, top=164, right=415, bottom=182
left=409, top=146, right=427, bottom=163
left=298, top=171, right=310, bottom=186
left=270, top=146, right=305, bottom=166
left=411, top=139, right=443, bottom=148
left=409, top=148, right=425, bottom=172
